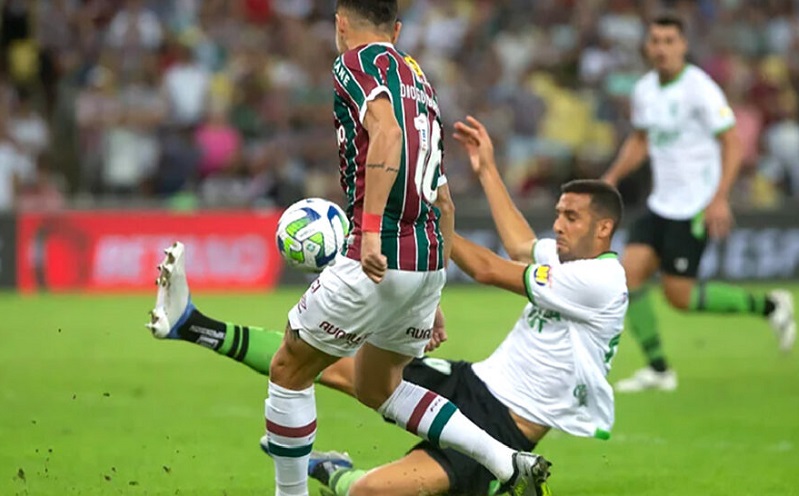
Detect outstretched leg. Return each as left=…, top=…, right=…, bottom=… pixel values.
left=312, top=449, right=450, bottom=496
left=662, top=275, right=795, bottom=352
left=145, top=242, right=284, bottom=375
left=356, top=343, right=550, bottom=495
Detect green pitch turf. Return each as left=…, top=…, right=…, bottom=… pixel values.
left=1, top=285, right=798, bottom=495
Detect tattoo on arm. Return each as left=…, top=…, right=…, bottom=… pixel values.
left=366, top=163, right=400, bottom=174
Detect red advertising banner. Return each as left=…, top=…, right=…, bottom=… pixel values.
left=17, top=211, right=283, bottom=292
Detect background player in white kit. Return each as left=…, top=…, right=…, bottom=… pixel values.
left=603, top=13, right=796, bottom=393
left=305, top=117, right=628, bottom=495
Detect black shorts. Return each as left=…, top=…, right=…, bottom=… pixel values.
left=402, top=358, right=536, bottom=496
left=627, top=208, right=707, bottom=278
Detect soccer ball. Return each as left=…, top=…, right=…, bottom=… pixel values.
left=276, top=198, right=350, bottom=272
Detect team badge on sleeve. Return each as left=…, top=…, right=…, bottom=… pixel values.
left=533, top=265, right=551, bottom=286
left=719, top=106, right=734, bottom=119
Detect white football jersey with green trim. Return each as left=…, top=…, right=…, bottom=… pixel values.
left=472, top=239, right=627, bottom=439
left=631, top=64, right=736, bottom=219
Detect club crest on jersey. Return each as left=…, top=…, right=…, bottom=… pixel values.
left=533, top=265, right=551, bottom=286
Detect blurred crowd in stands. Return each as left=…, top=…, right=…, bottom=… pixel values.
left=0, top=0, right=798, bottom=212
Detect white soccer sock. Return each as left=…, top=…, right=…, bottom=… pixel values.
left=377, top=380, right=515, bottom=482
left=265, top=381, right=317, bottom=496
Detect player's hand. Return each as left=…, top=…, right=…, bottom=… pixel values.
left=705, top=197, right=733, bottom=239
left=361, top=231, right=387, bottom=283
left=425, top=306, right=448, bottom=352
left=453, top=116, right=495, bottom=175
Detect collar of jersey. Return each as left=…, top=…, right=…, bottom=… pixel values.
left=596, top=252, right=618, bottom=260
left=659, top=64, right=689, bottom=88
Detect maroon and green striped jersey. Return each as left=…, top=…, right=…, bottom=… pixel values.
left=332, top=42, right=445, bottom=272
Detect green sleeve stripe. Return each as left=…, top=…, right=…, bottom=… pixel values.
left=341, top=64, right=367, bottom=102
left=713, top=122, right=735, bottom=136
left=523, top=265, right=536, bottom=304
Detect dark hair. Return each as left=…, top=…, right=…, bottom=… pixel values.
left=337, top=0, right=398, bottom=28
left=650, top=12, right=685, bottom=34
left=560, top=180, right=624, bottom=234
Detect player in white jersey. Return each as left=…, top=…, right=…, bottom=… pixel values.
left=603, top=13, right=796, bottom=393
left=145, top=117, right=621, bottom=495
left=305, top=117, right=628, bottom=495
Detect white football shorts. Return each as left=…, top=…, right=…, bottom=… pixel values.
left=287, top=255, right=446, bottom=357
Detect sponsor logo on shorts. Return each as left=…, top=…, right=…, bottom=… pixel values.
left=297, top=294, right=308, bottom=314
left=319, top=321, right=363, bottom=345
left=674, top=257, right=689, bottom=273
left=406, top=327, right=432, bottom=340
left=533, top=265, right=551, bottom=286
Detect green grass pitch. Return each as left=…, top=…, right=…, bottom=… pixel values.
left=1, top=285, right=798, bottom=495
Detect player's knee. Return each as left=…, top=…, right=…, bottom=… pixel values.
left=354, top=384, right=392, bottom=410
left=268, top=345, right=293, bottom=383
left=268, top=338, right=316, bottom=389
left=348, top=473, right=387, bottom=496
left=663, top=286, right=691, bottom=310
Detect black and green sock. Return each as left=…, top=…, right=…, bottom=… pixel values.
left=174, top=310, right=283, bottom=375
left=689, top=282, right=775, bottom=316
left=627, top=288, right=668, bottom=372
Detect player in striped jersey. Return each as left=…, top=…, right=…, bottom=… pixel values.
left=147, top=2, right=549, bottom=495
left=265, top=2, right=548, bottom=493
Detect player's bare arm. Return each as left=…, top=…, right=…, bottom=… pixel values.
left=452, top=233, right=527, bottom=297
left=361, top=94, right=403, bottom=283
left=602, top=129, right=648, bottom=186
left=704, top=126, right=741, bottom=239
left=434, top=182, right=455, bottom=265
left=453, top=116, right=537, bottom=263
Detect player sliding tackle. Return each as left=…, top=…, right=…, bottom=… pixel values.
left=148, top=1, right=549, bottom=495
left=146, top=117, right=627, bottom=495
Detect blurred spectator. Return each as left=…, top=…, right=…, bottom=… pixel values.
left=195, top=103, right=242, bottom=178
left=154, top=125, right=200, bottom=197
left=75, top=65, right=122, bottom=192
left=0, top=0, right=796, bottom=210
left=100, top=62, right=164, bottom=194
left=760, top=109, right=799, bottom=197
left=106, top=0, right=163, bottom=52
left=9, top=91, right=50, bottom=161
left=0, top=111, right=33, bottom=210
left=17, top=156, right=67, bottom=211
left=161, top=40, right=210, bottom=126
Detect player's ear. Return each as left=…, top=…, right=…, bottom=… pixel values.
left=597, top=218, right=614, bottom=240
left=335, top=13, right=347, bottom=35
left=392, top=20, right=402, bottom=44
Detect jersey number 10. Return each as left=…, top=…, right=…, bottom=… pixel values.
left=413, top=114, right=442, bottom=204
